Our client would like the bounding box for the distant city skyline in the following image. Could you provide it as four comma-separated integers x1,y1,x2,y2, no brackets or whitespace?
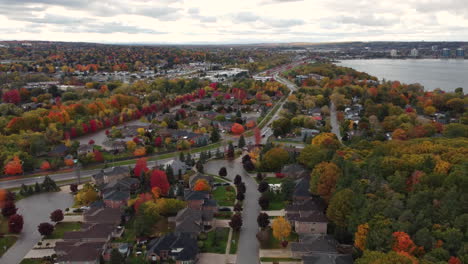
1,0,468,44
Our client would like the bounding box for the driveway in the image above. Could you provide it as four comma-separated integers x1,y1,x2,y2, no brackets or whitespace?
205,158,260,264
0,188,74,264
330,102,342,142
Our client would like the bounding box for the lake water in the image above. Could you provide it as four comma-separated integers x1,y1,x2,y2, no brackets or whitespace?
337,59,468,92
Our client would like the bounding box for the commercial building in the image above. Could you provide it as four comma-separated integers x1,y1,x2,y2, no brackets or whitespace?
456,48,465,58
410,48,418,57
441,48,451,58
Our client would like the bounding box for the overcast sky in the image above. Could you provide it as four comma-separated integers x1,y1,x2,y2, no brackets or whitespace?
0,0,467,44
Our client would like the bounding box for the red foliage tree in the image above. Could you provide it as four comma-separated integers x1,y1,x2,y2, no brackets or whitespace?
50,209,64,222
2,89,21,104
88,139,95,145
406,171,424,191
154,136,163,147
8,214,24,233
4,156,23,175
38,222,54,236
150,170,170,195
1,201,17,217
93,150,104,162
231,123,245,135
448,257,462,264
134,158,149,178
40,161,51,171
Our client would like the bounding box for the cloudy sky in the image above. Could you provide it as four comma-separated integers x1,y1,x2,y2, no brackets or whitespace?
0,0,467,44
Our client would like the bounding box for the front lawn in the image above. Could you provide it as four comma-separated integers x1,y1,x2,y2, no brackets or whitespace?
261,228,298,249
267,192,287,210
0,216,9,234
212,186,236,206
229,231,240,254
214,211,233,219
0,236,17,257
47,222,81,239
115,218,136,243
199,227,229,254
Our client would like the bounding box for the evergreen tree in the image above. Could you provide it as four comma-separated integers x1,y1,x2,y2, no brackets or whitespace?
196,161,204,173
165,165,175,184
179,152,185,162
34,182,41,193
210,127,220,142
227,142,235,159
238,135,246,149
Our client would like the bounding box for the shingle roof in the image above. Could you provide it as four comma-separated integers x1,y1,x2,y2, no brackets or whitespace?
175,208,202,223
184,190,209,201
147,232,199,261
302,253,353,264
84,207,121,225
291,234,337,254
56,242,105,262
63,224,114,240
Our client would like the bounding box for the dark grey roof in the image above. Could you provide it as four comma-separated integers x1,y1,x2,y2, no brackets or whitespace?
103,190,130,201
293,176,311,198
175,218,202,234
286,197,326,213
175,208,202,223
56,242,105,262
147,232,199,261
302,253,353,264
203,199,218,207
291,235,337,254
281,164,308,179
184,190,209,201
49,144,68,155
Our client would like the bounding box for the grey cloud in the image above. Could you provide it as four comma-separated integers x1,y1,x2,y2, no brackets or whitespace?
410,0,468,18
187,7,199,15
62,22,165,34
136,6,181,21
266,18,304,28
338,15,400,27
232,12,260,23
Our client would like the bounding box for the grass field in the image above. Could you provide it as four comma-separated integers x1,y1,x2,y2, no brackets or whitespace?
200,227,230,254
0,236,17,257
47,222,81,239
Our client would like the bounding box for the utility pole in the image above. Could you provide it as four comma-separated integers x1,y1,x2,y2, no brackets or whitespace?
75,161,81,185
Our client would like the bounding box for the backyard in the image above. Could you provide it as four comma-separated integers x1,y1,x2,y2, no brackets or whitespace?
260,228,298,249
212,185,236,206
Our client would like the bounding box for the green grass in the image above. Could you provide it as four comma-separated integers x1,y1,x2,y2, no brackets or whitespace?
47,222,81,239
212,186,236,206
260,257,302,262
115,218,136,243
200,227,230,254
262,229,298,249
0,236,17,257
263,177,285,184
268,194,286,210
229,231,240,254
0,216,9,234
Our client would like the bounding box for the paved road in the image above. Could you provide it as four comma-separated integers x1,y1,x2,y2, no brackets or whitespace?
0,189,74,264
0,154,203,190
205,158,260,264
330,102,342,142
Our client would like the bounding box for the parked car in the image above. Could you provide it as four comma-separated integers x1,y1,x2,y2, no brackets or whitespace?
219,207,231,212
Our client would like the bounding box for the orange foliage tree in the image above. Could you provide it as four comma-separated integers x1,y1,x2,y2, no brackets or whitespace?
392,231,418,255
310,162,342,202
134,147,146,157
392,128,407,140
354,223,369,251
312,133,340,149
4,156,23,175
231,123,245,135
193,179,211,191
64,159,74,167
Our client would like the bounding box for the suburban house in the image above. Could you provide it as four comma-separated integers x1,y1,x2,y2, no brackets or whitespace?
99,176,140,208
146,232,199,264
55,207,122,263
77,144,94,155
91,166,131,186
291,234,353,264
163,159,189,176
48,144,69,157
55,241,107,264
286,197,328,235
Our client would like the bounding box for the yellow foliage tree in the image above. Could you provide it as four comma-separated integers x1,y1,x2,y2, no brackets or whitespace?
75,184,99,205
312,133,340,149
126,140,137,150
354,223,369,251
271,216,292,242
137,127,145,136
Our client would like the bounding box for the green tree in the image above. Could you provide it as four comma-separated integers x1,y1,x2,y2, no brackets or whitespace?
110,248,125,264
326,188,353,227
210,127,220,142
262,147,290,171
238,135,246,149
298,145,328,169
